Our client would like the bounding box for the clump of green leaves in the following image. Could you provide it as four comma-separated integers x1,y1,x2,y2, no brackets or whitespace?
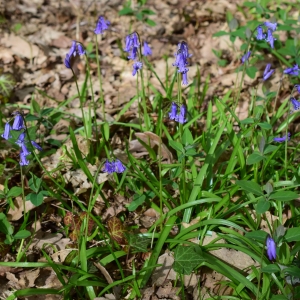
119,0,156,26
25,172,49,206
0,213,30,245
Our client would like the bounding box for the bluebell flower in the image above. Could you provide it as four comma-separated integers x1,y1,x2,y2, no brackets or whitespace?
173,51,189,74
15,132,26,147
1,122,12,140
266,29,276,48
12,112,25,130
264,22,277,32
20,151,30,166
241,51,251,64
169,102,178,120
284,64,300,76
182,72,188,85
295,85,300,94
266,235,276,260
31,141,42,151
102,160,115,174
68,41,77,57
64,41,85,69
178,41,192,60
273,132,291,143
124,33,140,61
175,105,187,124
64,54,72,69
173,42,191,85
21,143,31,156
94,16,110,34
128,46,139,60
290,97,300,112
142,41,152,56
115,159,126,173
263,63,274,81
77,44,85,56
132,61,143,76
256,26,265,40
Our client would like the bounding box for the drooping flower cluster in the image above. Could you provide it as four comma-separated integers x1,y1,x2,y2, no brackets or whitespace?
1,112,42,166
64,41,86,69
266,235,276,261
124,33,140,61
102,159,126,174
169,102,187,124
173,41,192,85
256,22,277,48
123,33,150,76
94,16,110,35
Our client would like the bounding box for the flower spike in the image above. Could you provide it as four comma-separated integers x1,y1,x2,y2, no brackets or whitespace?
173,41,191,85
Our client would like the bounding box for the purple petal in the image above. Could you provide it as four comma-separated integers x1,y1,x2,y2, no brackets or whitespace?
273,132,291,143
241,51,251,64
20,151,30,166
175,104,187,124
1,123,12,140
132,61,143,76
169,102,178,120
114,159,126,173
266,236,276,260
142,41,152,56
256,26,265,40
102,160,115,174
77,44,85,56
12,113,25,130
31,141,42,151
264,22,277,32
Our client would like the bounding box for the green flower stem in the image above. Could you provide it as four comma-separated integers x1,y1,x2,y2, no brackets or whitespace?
177,73,186,205
158,96,163,228
135,31,150,131
94,34,106,122
139,67,151,131
84,54,99,141
16,166,26,262
70,68,88,140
